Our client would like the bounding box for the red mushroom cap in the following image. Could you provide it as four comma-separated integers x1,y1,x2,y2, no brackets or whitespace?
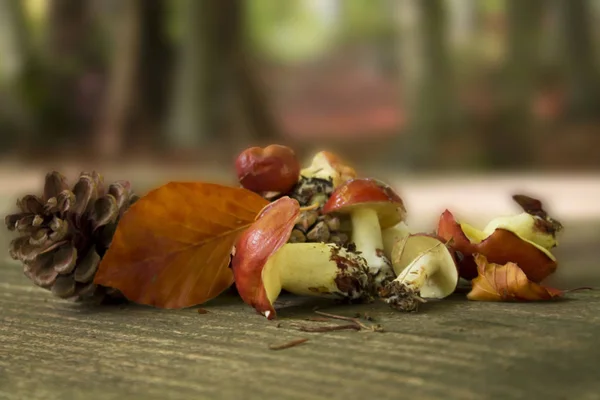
235,145,300,194
321,178,406,229
231,196,299,319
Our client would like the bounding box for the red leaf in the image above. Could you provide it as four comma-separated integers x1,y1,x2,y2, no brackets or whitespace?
93,182,269,308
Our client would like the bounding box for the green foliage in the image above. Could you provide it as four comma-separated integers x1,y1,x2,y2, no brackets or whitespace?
245,0,339,63
341,0,394,40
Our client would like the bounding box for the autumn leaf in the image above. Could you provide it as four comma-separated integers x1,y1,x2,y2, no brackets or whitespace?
467,254,563,302
93,182,269,308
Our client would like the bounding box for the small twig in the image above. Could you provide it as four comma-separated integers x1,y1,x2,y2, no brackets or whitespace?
314,311,371,330
304,317,332,322
269,338,309,350
295,323,360,332
196,308,209,314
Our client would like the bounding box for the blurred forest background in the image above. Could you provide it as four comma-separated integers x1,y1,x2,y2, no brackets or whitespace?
1,0,600,172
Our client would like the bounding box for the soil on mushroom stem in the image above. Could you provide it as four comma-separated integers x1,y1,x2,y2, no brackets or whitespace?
328,244,378,302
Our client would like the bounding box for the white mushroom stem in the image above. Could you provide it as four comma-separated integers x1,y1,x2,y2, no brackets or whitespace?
393,248,440,293
261,243,371,311
382,221,410,260
349,207,394,286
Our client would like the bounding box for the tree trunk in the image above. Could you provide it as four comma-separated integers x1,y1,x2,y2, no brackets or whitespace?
166,0,279,152
557,0,600,120
0,0,32,151
138,0,172,125
394,0,455,170
0,0,28,83
95,0,142,158
447,0,476,51
487,0,543,169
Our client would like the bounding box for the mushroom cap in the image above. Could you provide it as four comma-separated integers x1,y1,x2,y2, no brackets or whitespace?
235,145,300,194
321,178,406,229
391,234,459,298
231,196,299,319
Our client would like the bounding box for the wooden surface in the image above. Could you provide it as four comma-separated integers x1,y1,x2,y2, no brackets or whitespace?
1,172,600,400
2,263,600,400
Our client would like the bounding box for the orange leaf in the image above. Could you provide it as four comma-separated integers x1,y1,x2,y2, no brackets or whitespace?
93,182,269,308
467,254,563,302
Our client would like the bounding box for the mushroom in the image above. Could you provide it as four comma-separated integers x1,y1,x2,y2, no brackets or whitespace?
321,178,407,287
300,151,356,188
437,207,559,282
380,234,459,312
235,144,300,194
231,196,373,320
482,194,563,250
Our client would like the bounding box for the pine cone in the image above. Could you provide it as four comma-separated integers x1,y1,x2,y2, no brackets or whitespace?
5,171,138,302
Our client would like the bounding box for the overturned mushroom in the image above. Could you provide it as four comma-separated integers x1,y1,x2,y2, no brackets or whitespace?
437,207,558,282
482,194,563,250
288,151,357,209
321,178,406,288
231,196,373,320
300,151,356,189
380,235,459,312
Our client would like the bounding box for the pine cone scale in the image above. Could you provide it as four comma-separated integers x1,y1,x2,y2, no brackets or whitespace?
74,249,100,283
5,213,28,231
71,172,103,218
24,255,58,288
43,172,69,201
90,195,119,230
18,195,44,214
52,275,76,298
52,245,77,274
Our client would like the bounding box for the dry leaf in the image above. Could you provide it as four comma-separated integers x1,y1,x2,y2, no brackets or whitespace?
467,254,563,302
93,182,269,308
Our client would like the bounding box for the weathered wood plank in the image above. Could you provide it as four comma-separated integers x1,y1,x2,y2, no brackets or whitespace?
1,264,600,400
1,173,599,399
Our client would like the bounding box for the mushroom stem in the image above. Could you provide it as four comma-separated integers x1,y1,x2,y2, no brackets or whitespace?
395,249,440,290
381,242,445,312
382,221,410,260
349,207,394,287
261,243,373,314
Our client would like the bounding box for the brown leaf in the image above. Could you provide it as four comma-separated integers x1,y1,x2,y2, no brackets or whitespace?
93,182,269,308
467,254,563,302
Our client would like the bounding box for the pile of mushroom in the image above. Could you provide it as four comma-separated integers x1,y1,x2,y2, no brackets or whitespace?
232,145,565,319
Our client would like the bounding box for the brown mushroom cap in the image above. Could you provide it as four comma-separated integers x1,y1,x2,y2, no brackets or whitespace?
321,178,406,229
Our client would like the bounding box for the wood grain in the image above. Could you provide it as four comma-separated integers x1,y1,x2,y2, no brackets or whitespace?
1,264,600,400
